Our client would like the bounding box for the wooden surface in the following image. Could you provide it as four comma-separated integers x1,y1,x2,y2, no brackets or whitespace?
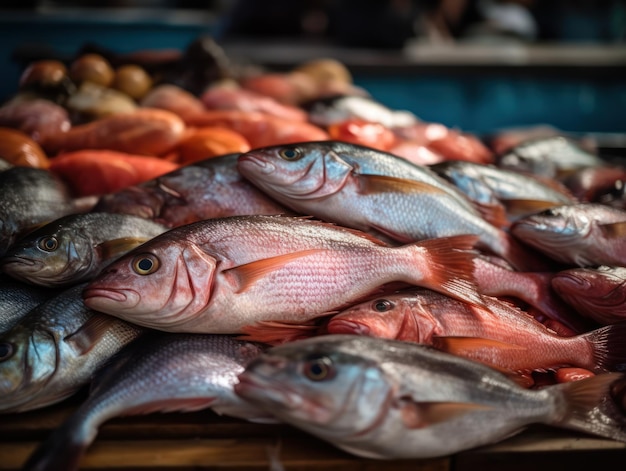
2,393,626,471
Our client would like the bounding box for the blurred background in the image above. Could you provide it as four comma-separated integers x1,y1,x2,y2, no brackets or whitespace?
1,0,625,136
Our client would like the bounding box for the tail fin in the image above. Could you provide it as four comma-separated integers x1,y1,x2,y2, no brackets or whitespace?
407,234,485,308
583,321,626,372
551,372,626,442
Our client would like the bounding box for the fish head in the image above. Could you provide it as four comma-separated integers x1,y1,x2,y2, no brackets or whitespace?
327,295,413,339
0,320,59,412
237,142,353,201
83,239,217,330
235,336,393,439
553,266,626,311
1,221,94,287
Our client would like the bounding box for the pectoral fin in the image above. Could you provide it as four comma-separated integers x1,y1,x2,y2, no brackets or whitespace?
502,199,560,217
357,174,449,196
64,313,125,355
395,396,492,429
599,222,626,239
98,237,152,260
433,336,527,356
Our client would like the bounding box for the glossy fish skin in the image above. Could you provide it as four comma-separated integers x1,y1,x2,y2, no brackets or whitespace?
237,141,540,271
497,136,604,179
1,213,168,287
0,277,55,333
511,203,626,267
326,288,626,374
0,167,92,257
94,153,288,228
0,283,143,413
235,335,626,459
431,160,576,225
83,215,481,334
552,266,626,325
21,332,270,471
562,165,626,205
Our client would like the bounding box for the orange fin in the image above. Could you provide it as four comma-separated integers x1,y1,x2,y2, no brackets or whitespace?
226,249,327,293
357,174,449,196
238,320,321,345
472,201,510,228
433,336,526,356
97,237,152,261
64,313,123,355
502,199,560,217
396,397,492,429
599,222,626,239
411,234,484,307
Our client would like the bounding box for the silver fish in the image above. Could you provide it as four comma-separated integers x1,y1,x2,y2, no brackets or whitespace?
0,277,55,333
20,332,271,471
0,283,143,413
1,212,168,287
511,203,626,267
236,335,626,459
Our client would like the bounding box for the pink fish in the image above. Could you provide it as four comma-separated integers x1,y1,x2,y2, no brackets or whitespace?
83,215,482,334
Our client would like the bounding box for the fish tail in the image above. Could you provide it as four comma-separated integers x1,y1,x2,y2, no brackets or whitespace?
583,321,626,372
21,413,94,471
550,372,626,442
406,234,485,307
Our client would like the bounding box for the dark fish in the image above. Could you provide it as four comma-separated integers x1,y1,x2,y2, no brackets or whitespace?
236,335,626,459
0,283,143,413
562,165,626,209
93,153,288,228
497,136,604,179
511,203,626,267
20,332,271,471
0,167,96,257
431,160,576,226
0,277,55,333
1,213,168,287
552,266,626,325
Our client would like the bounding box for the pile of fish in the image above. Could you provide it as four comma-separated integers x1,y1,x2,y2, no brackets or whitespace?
2,37,626,468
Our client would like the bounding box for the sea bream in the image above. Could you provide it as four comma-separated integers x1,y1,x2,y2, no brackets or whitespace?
237,141,545,271
325,288,626,375
0,283,143,413
20,332,271,471
235,335,626,459
83,215,482,335
1,213,168,287
511,203,626,267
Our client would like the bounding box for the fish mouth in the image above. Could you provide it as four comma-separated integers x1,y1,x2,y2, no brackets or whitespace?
327,319,371,335
0,255,39,271
237,154,276,175
236,372,301,410
83,287,128,302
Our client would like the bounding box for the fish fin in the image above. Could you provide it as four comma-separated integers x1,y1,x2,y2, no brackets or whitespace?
356,174,449,196
471,201,511,229
238,320,320,345
433,336,527,357
501,199,561,217
225,249,327,294
369,223,415,245
583,321,626,372
551,372,626,441
97,237,152,260
598,222,626,239
122,397,217,416
395,397,492,429
409,234,485,307
64,313,122,356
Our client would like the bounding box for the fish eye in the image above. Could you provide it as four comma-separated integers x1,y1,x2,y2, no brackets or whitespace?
38,236,59,252
0,343,14,362
372,299,394,312
279,147,302,161
131,254,160,275
303,354,334,382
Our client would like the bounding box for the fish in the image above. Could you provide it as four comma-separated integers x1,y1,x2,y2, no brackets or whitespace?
0,127,50,168
235,335,626,459
0,283,143,413
0,98,71,145
140,84,207,122
0,166,96,257
20,332,271,471
562,165,626,208
430,160,577,227
1,213,168,287
496,136,604,179
510,203,626,267
93,153,288,228
472,256,589,333
552,266,626,325
0,277,55,333
325,288,626,375
237,141,547,271
83,214,482,335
